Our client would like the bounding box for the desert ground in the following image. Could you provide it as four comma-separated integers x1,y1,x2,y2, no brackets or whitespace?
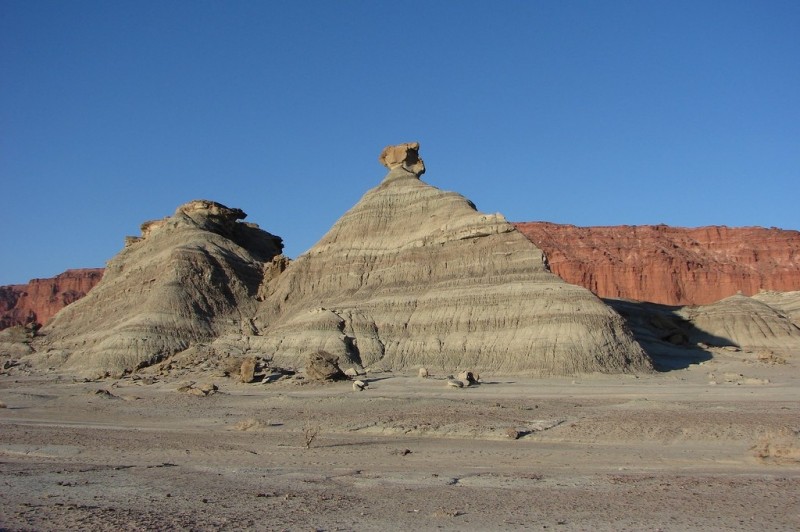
1,352,799,531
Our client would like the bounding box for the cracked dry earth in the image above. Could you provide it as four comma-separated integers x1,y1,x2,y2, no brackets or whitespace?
1,355,799,531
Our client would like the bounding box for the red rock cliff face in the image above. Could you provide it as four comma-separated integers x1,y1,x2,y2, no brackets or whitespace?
0,269,104,329
514,223,800,306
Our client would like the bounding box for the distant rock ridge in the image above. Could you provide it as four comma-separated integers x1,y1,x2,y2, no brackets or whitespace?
0,269,104,330
515,222,800,306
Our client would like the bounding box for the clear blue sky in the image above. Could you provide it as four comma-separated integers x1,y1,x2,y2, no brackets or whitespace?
2,1,798,285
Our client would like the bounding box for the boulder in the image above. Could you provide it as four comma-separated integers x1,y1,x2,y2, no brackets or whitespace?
378,142,425,176
305,350,347,382
240,357,257,383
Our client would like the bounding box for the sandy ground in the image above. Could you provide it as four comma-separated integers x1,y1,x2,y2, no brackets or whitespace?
1,353,799,531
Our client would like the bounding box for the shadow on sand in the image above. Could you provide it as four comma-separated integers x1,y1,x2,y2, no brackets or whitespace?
604,298,737,372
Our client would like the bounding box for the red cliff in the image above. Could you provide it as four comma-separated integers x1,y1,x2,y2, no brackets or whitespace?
0,269,104,330
514,223,800,306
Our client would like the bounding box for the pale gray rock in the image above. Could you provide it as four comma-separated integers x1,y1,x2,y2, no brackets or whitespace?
679,294,800,356
751,290,800,328
248,146,651,376
32,200,283,374
21,145,653,377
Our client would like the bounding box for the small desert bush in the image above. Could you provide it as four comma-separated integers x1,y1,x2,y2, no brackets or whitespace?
752,429,800,464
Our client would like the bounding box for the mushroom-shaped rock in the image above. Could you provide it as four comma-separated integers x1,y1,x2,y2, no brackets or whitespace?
379,142,425,177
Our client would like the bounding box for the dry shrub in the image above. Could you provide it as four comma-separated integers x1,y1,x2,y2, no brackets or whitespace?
231,418,270,431
757,351,786,365
303,421,321,449
751,429,800,464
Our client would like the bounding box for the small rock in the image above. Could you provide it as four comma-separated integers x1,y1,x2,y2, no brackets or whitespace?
446,379,464,388
240,357,256,383
176,381,195,392
506,428,523,440
196,382,218,394
457,370,479,385
344,367,360,378
742,377,770,385
418,367,429,378
306,350,347,382
352,380,368,391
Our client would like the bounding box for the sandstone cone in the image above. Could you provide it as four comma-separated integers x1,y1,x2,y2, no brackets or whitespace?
245,145,651,375
33,200,283,373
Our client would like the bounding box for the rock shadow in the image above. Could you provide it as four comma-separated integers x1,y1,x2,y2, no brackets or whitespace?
604,298,735,372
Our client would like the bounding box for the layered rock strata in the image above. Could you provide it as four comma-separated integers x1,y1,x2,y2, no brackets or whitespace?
751,291,800,328
515,222,800,305
34,200,283,373
242,144,651,375
678,294,800,354
0,269,104,330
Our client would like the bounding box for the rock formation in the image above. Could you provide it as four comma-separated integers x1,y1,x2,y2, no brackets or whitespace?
0,269,104,330
238,143,651,375
32,200,283,374
515,222,800,305
751,291,800,328
678,294,800,355
378,141,425,176
5,145,660,377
